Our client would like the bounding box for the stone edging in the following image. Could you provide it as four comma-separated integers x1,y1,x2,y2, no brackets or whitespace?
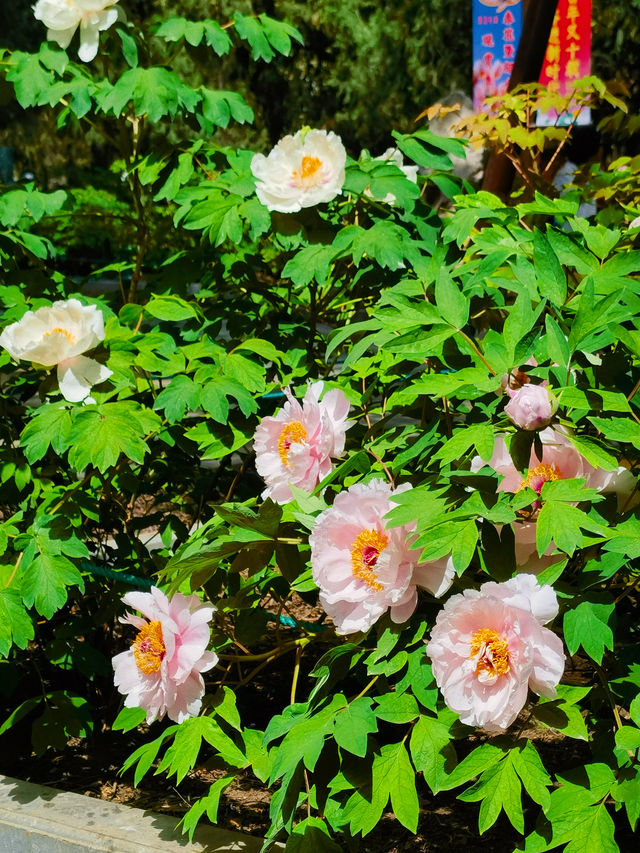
0,774,281,852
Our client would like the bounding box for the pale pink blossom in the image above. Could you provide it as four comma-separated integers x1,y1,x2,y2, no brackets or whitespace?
426,575,565,731
471,427,636,508
504,384,557,431
34,0,121,62
251,129,346,213
310,479,455,635
0,298,112,403
512,521,562,574
112,587,217,724
253,381,351,504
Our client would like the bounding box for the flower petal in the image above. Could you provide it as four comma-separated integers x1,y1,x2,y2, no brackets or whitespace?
57,355,112,402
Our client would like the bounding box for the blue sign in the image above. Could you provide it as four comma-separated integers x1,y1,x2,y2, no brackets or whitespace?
472,0,523,111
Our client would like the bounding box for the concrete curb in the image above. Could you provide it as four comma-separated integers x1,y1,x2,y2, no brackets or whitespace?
0,775,279,852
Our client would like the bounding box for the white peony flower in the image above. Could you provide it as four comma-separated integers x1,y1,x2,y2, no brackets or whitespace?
365,148,419,204
251,129,347,213
0,298,112,403
33,0,121,63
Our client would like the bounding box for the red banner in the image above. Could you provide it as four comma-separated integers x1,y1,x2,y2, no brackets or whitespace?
538,0,592,125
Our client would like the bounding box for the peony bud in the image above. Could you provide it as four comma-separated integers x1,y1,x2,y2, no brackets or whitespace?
504,383,557,431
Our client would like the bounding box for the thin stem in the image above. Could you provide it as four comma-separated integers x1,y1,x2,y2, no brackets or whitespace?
456,329,497,375
290,645,302,705
627,376,640,403
218,636,310,663
361,377,394,485
350,674,379,703
593,661,623,731
303,769,311,818
4,551,22,589
223,455,250,503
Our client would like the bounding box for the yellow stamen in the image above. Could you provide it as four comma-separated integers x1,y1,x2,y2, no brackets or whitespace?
298,155,322,179
470,628,510,678
132,620,166,674
350,528,388,591
44,327,75,344
278,421,307,466
518,463,561,495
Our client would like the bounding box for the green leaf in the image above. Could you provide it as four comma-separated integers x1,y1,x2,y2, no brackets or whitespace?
439,742,506,790
117,28,138,67
540,478,600,504
269,695,347,782
523,765,617,853
282,245,336,287
199,377,257,421
0,696,43,737
545,314,571,367
20,404,73,463
121,726,179,787
613,767,640,831
435,269,469,328
285,818,342,853
0,588,34,656
536,501,608,556
233,12,274,61
589,416,640,450
564,596,615,663
181,775,236,841
68,403,160,473
6,51,54,108
99,67,200,122
432,423,494,466
332,697,377,757
533,685,592,741
145,294,199,321
393,128,464,171
209,686,242,731
511,740,552,810
203,20,233,54
534,229,567,306
372,741,419,832
374,692,419,724
157,716,246,784
153,375,201,423
21,553,83,619
112,706,146,733
410,714,454,793
615,726,640,751
199,88,253,130
458,752,525,834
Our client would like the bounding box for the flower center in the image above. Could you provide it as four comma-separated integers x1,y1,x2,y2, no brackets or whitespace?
44,327,75,345
518,463,561,495
299,155,322,179
278,421,307,466
350,528,388,591
470,628,510,678
132,620,166,674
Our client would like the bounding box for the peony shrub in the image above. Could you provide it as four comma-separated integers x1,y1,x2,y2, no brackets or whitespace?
0,5,639,852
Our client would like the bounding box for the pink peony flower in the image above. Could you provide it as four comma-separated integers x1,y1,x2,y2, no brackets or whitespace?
253,381,351,504
512,521,562,574
112,587,217,724
504,384,557,431
310,479,455,635
471,427,635,507
426,575,565,731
